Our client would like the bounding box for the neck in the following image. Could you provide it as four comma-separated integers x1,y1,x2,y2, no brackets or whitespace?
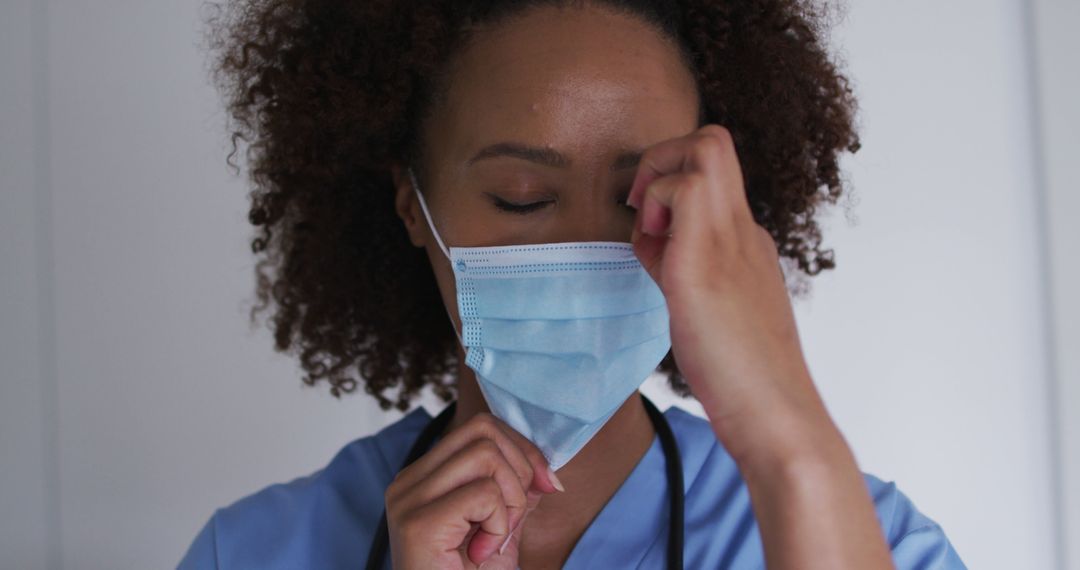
445,347,657,566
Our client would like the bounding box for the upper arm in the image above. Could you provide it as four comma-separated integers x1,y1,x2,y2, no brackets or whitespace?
177,510,220,570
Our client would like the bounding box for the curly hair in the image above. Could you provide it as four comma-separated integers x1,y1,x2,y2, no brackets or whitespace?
201,0,861,410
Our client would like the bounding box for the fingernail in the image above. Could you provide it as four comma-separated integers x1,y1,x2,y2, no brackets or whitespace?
546,466,565,492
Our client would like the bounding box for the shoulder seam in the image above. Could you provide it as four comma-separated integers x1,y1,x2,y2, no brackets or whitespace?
893,521,943,544
371,408,431,479
210,508,222,569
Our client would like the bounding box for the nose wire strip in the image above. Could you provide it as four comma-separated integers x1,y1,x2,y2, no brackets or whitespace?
406,167,466,349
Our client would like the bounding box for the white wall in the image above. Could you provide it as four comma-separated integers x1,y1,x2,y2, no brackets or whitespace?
0,0,56,568
1030,0,1080,567
781,2,1059,568
0,0,1067,568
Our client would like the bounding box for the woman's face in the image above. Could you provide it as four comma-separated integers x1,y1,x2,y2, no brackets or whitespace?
394,3,700,336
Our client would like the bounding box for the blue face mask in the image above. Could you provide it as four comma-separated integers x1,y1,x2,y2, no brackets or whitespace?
408,167,672,470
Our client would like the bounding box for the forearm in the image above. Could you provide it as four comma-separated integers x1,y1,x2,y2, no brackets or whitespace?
707,384,895,569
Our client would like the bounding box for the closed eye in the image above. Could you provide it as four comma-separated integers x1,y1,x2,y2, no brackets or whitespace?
486,192,634,214
489,195,554,215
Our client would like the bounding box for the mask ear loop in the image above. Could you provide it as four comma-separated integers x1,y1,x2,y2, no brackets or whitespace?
408,167,452,261
407,166,466,350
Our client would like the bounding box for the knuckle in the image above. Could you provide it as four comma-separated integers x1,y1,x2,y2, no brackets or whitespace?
692,134,726,163
476,477,502,504
640,145,664,169
384,476,404,504
472,437,501,460
644,177,666,198
392,464,411,482
464,438,502,472
668,174,700,210
469,412,501,434
507,479,527,503
681,172,707,191
384,489,409,520
520,460,535,485
466,414,506,442
699,123,733,143
484,477,503,498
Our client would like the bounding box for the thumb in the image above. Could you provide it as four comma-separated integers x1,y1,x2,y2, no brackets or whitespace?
474,492,540,570
470,514,526,570
631,207,668,291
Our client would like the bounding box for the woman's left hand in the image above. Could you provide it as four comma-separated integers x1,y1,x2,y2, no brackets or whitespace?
627,123,830,464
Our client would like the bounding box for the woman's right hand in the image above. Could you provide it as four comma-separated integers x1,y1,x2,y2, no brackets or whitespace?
384,412,564,569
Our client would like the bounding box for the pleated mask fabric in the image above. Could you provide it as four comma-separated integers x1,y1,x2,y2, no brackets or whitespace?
408,167,672,470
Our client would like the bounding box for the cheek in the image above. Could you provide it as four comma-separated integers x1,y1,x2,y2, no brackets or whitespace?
429,253,460,323
426,189,503,247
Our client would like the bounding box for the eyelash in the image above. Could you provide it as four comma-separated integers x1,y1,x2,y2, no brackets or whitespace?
491,194,635,215
492,197,553,215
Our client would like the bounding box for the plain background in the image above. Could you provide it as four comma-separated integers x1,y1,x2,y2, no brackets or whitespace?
2,0,1076,569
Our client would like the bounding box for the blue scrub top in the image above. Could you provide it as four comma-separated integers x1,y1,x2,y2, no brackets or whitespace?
178,405,966,569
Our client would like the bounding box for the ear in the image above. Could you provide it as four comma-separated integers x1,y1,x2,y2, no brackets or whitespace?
391,162,426,248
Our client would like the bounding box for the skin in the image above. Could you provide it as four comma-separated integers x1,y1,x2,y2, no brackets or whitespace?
388,4,894,569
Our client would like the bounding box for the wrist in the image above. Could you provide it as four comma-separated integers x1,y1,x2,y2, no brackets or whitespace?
734,424,888,570
736,416,857,489
705,381,851,477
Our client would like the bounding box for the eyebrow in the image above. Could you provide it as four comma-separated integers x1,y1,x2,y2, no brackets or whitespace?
465,142,643,172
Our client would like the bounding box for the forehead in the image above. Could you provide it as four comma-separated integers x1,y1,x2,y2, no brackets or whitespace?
430,5,700,166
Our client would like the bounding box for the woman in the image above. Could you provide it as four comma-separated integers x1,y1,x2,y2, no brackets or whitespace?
181,0,966,568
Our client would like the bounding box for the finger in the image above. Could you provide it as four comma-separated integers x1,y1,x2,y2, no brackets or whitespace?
414,478,509,566
478,418,554,494
626,129,711,210
468,490,541,570
393,413,556,497
694,124,749,206
640,176,673,237
405,438,529,532
631,209,669,284
497,499,532,557
638,172,716,239
469,524,522,570
461,413,560,494
627,125,749,224
489,418,564,494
